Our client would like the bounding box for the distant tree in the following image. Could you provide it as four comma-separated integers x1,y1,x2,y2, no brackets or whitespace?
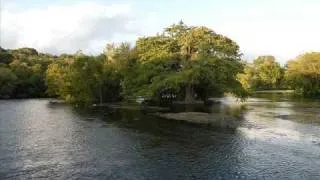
254,56,282,89
285,52,320,96
237,63,257,91
238,56,283,91
45,63,65,97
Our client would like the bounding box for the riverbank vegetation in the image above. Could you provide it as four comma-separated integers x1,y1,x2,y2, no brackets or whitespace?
237,56,284,91
1,22,320,103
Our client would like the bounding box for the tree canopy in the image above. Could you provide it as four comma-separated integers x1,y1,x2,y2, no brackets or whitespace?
1,22,319,103
285,52,320,97
133,22,246,103
238,56,283,91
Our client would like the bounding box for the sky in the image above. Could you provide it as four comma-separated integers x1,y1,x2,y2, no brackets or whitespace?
1,0,320,63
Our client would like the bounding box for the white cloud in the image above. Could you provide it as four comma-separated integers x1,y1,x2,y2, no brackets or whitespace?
1,0,320,63
0,2,140,54
208,3,320,63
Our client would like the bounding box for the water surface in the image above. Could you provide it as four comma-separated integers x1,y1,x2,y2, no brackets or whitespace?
0,96,320,179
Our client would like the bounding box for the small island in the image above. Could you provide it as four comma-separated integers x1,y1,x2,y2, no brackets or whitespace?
1,22,320,122
155,111,241,128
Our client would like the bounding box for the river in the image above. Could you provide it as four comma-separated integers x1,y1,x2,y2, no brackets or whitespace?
0,94,320,179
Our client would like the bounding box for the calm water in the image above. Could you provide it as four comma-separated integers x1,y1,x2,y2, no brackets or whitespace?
0,95,320,179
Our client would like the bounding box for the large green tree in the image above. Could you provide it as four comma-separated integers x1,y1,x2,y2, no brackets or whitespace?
131,21,246,103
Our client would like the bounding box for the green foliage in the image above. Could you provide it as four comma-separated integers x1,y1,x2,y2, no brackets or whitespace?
0,47,14,64
125,22,246,102
1,22,247,103
0,47,54,98
285,52,320,96
237,63,256,91
0,67,17,98
254,56,282,89
46,55,99,103
11,47,38,57
46,53,123,104
136,36,180,61
122,58,183,99
238,56,283,91
4,21,319,104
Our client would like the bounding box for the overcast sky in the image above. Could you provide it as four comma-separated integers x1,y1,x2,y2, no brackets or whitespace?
1,0,320,63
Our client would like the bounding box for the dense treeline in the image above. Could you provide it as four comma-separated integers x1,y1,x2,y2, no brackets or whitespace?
0,47,54,98
46,22,247,104
238,53,320,97
1,22,320,103
285,52,320,97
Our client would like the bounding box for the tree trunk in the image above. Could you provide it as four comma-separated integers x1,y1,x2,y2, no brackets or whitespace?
185,84,195,104
99,84,103,105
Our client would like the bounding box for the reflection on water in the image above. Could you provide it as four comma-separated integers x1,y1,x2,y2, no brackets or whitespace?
0,95,320,179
